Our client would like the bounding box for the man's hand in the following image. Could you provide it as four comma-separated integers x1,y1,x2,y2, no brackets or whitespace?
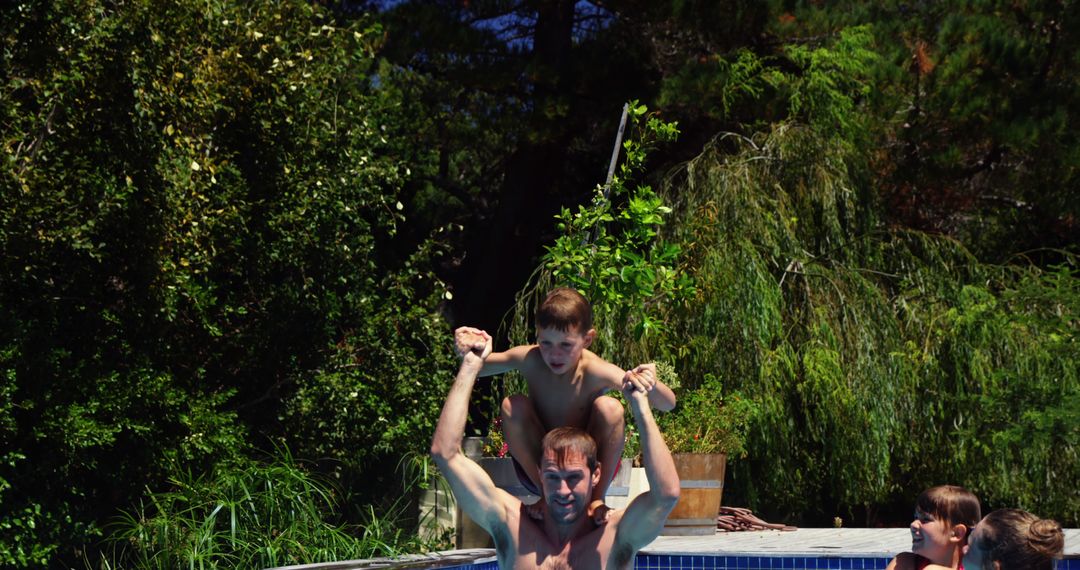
622,370,652,405
454,327,491,360
623,363,656,394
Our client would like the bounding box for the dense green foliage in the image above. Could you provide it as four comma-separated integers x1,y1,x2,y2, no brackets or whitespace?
2,0,1079,565
456,0,1078,526
656,374,756,457
489,1,1077,526
1,0,455,565
542,103,693,344
101,450,424,569
639,0,1080,525
654,27,1080,516
662,120,1078,525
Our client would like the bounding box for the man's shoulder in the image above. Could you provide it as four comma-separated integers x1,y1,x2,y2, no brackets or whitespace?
603,511,643,567
486,498,529,545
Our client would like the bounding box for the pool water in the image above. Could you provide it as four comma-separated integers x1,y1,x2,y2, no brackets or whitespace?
434,554,1080,570
434,556,890,570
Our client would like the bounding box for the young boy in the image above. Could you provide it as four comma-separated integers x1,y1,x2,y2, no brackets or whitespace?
454,287,677,523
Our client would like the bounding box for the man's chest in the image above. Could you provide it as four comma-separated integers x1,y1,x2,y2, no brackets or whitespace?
504,527,629,570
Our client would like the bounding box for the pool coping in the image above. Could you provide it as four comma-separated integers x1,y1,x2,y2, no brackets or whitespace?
645,528,1079,558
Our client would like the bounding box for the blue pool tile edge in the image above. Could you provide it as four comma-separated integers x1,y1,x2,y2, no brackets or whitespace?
629,555,1076,570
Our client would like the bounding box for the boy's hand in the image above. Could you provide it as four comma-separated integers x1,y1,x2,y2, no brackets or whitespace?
623,363,656,393
454,327,491,360
622,371,651,404
589,500,613,526
525,499,546,522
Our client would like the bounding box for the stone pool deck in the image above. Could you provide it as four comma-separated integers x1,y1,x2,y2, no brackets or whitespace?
268,527,1080,569
646,527,1080,557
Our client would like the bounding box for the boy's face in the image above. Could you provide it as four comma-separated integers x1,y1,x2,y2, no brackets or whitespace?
536,326,594,375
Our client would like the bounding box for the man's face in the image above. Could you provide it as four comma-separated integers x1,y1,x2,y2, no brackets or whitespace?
539,448,599,526
536,326,593,375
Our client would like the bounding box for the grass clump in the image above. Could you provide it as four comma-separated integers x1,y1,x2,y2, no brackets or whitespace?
95,449,426,570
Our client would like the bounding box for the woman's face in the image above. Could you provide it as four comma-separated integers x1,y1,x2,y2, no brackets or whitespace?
963,524,993,570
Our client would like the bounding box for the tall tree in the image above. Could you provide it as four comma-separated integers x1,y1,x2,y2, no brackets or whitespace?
372,0,664,335
1,0,455,564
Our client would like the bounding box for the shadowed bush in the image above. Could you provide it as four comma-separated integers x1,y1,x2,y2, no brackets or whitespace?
99,449,425,570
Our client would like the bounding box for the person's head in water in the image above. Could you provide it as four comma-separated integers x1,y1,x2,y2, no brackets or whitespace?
534,288,596,375
964,509,1064,570
538,427,600,526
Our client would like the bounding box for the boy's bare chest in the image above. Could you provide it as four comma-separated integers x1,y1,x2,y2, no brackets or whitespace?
524,367,606,428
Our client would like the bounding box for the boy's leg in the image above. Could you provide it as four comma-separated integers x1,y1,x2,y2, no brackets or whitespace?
586,395,626,503
501,394,545,493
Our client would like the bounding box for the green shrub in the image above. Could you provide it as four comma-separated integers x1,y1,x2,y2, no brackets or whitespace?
657,373,756,456
659,121,1079,524
0,0,453,563
100,450,426,570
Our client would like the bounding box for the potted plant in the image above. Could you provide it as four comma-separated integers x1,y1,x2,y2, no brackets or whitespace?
654,371,756,535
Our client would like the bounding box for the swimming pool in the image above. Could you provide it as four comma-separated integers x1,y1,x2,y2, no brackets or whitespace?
431,554,1080,570
434,554,894,570
268,528,1079,570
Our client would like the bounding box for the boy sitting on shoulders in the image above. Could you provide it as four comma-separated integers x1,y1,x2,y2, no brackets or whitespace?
455,287,676,524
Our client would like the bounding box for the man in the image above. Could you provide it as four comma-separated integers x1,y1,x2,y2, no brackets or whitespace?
431,329,680,569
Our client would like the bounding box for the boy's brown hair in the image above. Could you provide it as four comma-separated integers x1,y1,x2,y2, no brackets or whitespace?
916,485,982,530
541,426,599,472
536,287,593,333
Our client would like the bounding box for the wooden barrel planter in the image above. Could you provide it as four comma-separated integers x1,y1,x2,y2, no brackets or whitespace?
661,453,726,536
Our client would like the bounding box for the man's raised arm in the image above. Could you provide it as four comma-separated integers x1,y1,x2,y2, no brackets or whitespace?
453,326,530,377
614,370,681,549
430,330,516,534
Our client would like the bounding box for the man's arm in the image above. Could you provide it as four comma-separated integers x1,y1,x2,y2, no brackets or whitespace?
453,326,532,377
612,372,681,549
431,332,518,534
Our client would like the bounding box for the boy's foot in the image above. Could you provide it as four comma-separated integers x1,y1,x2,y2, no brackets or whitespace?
589,500,613,526
525,499,546,521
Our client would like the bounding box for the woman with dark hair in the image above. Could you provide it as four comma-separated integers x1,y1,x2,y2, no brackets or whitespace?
963,508,1064,570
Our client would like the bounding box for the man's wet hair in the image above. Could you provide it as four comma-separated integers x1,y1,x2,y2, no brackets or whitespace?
542,426,598,473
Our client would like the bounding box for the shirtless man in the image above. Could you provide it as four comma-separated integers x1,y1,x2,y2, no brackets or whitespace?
432,330,680,569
